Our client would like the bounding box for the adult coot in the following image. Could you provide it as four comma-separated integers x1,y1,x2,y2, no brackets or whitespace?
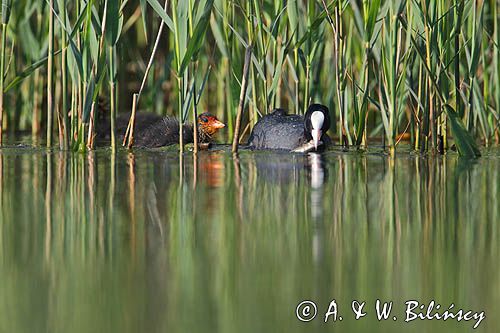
247,104,331,151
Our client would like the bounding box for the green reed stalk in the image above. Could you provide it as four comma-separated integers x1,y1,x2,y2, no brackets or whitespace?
467,0,484,135
0,25,6,145
378,22,394,151
106,0,122,150
274,39,282,108
31,4,45,137
109,46,117,150
303,1,313,115
357,0,379,147
192,62,199,153
32,69,41,136
495,0,500,143
28,5,43,136
333,4,347,146
467,1,477,132
78,0,85,149
87,0,109,150
358,42,369,147
0,0,12,145
245,1,258,121
171,0,184,152
252,0,268,112
47,0,55,148
232,46,252,153
454,0,463,118
387,2,401,150
293,49,299,115
60,0,68,149
437,0,449,152
423,0,434,152
188,0,198,153
414,59,424,150
70,84,76,146
480,43,487,146
303,59,310,113
221,2,234,133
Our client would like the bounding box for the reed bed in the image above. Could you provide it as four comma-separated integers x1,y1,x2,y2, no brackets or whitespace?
0,0,498,156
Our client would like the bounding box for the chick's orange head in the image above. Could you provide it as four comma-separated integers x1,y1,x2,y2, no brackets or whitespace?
198,113,225,136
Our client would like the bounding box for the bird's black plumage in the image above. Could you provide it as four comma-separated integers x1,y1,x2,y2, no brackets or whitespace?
95,111,164,142
133,117,195,148
247,104,331,150
96,110,221,148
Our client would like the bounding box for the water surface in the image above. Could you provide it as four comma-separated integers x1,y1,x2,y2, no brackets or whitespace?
0,139,499,333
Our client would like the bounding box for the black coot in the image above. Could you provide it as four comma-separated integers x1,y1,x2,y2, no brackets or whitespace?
247,104,331,151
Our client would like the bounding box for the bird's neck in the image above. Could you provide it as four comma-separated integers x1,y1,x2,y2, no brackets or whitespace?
182,123,212,143
196,124,213,143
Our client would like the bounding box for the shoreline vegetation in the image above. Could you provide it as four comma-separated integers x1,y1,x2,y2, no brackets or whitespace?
0,0,498,157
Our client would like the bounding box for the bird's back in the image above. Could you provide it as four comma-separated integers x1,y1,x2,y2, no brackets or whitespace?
248,109,307,150
95,111,164,142
134,117,194,148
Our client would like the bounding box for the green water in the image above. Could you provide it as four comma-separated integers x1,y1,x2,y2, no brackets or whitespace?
0,140,499,333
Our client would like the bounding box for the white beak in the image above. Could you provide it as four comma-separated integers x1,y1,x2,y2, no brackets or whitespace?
310,111,325,150
311,129,322,150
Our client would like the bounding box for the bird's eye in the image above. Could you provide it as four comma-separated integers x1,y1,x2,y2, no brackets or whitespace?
201,116,208,123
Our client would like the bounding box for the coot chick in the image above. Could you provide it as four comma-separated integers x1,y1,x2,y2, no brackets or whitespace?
95,107,164,142
247,104,331,151
133,112,225,148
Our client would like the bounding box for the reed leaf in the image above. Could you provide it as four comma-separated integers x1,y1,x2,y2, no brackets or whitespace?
293,2,333,50
145,0,174,32
468,0,483,79
139,0,148,42
444,104,481,158
178,0,214,75
365,0,381,41
1,0,12,24
105,0,123,47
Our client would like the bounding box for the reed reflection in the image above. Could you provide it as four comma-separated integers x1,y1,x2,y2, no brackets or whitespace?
44,153,52,262
0,146,498,333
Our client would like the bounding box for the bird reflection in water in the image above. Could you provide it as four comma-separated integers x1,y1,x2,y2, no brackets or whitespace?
306,152,327,263
190,152,226,219
196,152,225,188
308,153,326,190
